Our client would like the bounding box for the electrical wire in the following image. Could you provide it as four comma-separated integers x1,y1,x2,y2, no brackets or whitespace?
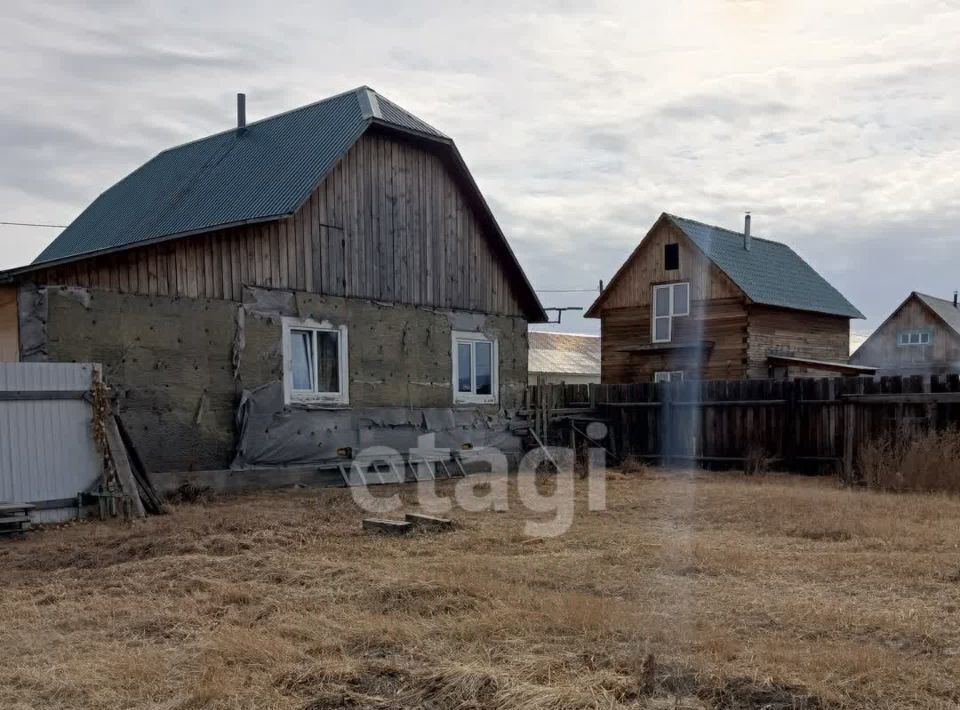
535,288,600,293
0,221,66,228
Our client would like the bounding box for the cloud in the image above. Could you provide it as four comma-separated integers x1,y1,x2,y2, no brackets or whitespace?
657,94,793,123
0,0,959,339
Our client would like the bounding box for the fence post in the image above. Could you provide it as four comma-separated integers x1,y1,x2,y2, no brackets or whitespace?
843,400,856,483
661,381,673,467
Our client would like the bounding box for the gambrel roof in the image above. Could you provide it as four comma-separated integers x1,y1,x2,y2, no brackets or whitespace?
8,87,545,321
587,213,863,319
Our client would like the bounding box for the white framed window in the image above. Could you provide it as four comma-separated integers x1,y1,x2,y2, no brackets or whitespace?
452,331,498,405
652,282,690,343
282,317,349,405
654,370,684,383
898,330,931,347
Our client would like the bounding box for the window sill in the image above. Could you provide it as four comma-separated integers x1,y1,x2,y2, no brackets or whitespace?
453,396,498,406
287,397,350,409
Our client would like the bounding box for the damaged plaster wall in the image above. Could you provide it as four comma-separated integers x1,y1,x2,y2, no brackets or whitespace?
232,287,528,468
45,287,241,472
41,284,528,472
18,282,48,362
239,286,528,409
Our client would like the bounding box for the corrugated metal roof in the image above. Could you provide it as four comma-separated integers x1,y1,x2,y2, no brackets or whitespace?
916,292,960,335
528,331,601,375
666,214,864,319
31,87,447,266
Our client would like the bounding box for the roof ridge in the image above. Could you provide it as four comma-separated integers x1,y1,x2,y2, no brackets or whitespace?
915,291,954,304
666,213,789,248
157,86,369,156
374,92,448,138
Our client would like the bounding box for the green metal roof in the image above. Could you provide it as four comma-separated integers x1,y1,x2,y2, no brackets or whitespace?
666,214,864,319
12,86,547,321
31,87,446,266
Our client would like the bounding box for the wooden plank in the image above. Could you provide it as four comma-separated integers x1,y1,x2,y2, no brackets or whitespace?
230,231,242,300
405,512,455,531
841,393,960,404
306,192,317,292
104,416,146,519
220,232,233,301
268,218,279,289
204,236,215,297
362,518,411,535
0,503,35,513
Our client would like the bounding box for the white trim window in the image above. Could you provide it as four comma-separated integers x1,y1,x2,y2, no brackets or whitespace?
654,370,684,383
652,282,690,343
282,317,349,405
452,331,498,405
897,330,931,347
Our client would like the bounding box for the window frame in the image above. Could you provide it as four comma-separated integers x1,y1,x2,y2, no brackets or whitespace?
281,316,350,406
897,329,932,347
654,370,684,383
451,330,499,405
651,282,690,343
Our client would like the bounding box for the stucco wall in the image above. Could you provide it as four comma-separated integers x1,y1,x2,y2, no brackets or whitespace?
42,286,528,472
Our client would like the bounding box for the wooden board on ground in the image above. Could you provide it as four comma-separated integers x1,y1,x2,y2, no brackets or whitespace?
405,513,455,531
362,518,412,535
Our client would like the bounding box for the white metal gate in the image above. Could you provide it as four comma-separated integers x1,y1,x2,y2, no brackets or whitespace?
0,363,101,522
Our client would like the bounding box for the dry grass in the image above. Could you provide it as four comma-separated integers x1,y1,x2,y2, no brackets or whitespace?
860,427,960,494
1,471,959,709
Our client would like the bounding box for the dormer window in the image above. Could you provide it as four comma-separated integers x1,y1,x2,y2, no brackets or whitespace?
652,282,689,343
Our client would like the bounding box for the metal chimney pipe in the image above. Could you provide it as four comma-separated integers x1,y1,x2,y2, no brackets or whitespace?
744,212,751,251
237,93,246,131
954,290,958,308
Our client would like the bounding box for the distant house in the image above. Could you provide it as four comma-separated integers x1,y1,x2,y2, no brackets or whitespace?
0,87,546,473
850,292,960,376
585,213,872,382
528,332,601,385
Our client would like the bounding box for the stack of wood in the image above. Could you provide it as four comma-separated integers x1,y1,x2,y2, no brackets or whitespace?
0,502,34,535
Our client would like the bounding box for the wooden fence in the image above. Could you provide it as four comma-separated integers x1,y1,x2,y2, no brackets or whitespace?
525,375,960,477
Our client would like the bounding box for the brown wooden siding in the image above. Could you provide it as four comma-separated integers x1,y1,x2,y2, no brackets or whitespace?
596,220,742,310
601,298,748,383
30,133,524,317
594,220,855,383
850,297,960,374
746,306,850,378
0,286,18,362
596,221,748,383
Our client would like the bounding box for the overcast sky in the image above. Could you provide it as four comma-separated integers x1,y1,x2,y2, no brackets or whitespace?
1,1,958,339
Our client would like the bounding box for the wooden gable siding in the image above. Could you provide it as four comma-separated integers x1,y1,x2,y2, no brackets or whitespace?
597,220,749,383
850,297,960,374
30,133,524,317
596,220,742,311
746,306,850,378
